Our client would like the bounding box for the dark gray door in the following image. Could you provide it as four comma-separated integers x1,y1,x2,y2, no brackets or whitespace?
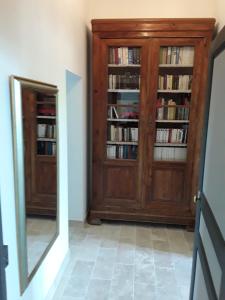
0,196,7,300
190,27,225,300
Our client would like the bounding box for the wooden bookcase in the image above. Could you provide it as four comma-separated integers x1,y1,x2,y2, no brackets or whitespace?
90,19,215,228
22,88,57,216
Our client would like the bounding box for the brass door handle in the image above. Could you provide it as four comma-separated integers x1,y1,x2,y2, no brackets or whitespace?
193,191,201,203
193,195,197,203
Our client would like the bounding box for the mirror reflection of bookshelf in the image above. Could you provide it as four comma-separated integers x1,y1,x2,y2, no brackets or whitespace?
154,46,194,162
36,94,56,156
107,46,141,160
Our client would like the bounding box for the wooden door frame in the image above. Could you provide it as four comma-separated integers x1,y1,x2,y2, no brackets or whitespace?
0,195,7,300
190,26,225,300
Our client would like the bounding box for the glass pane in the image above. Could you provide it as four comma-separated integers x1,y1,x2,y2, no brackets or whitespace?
107,47,141,160
36,94,57,156
154,46,195,162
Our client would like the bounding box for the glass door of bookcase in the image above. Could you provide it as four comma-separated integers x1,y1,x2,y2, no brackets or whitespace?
106,46,141,160
154,44,195,162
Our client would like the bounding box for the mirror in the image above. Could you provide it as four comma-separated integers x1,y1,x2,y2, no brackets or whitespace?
10,76,59,293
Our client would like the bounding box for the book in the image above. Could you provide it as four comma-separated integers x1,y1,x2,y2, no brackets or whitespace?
37,124,46,138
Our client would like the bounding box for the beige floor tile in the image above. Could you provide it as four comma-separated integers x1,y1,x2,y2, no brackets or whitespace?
113,263,134,282
134,282,156,300
151,225,168,241
135,262,156,285
63,276,89,298
116,246,135,264
52,222,193,300
100,233,120,249
134,245,154,264
108,278,134,300
92,260,115,280
86,279,111,300
71,260,95,278
179,283,191,300
153,241,174,269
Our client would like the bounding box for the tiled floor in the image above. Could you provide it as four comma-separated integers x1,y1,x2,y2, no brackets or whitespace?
27,217,57,274
52,221,194,300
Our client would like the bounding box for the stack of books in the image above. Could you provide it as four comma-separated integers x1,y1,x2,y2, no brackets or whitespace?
158,74,192,90
108,73,140,90
155,128,188,144
156,98,190,120
154,147,187,161
109,125,138,142
37,124,56,138
107,145,137,159
159,46,194,65
37,141,56,155
109,47,140,65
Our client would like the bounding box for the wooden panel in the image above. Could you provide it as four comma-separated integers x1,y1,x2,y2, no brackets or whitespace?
35,159,56,195
152,167,185,202
103,166,137,200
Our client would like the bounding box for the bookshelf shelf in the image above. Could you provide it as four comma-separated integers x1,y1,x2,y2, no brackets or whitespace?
154,143,187,147
154,159,186,162
157,89,192,93
107,104,138,107
108,64,141,67
159,64,194,68
153,160,187,165
155,120,189,123
37,101,55,105
107,141,138,145
107,118,139,122
108,89,140,93
37,116,56,119
91,18,215,228
37,138,56,142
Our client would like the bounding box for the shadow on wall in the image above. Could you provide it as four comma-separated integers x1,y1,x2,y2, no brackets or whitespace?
66,70,86,221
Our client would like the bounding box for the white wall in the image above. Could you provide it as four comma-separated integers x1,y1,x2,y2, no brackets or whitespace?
215,0,225,28
66,71,87,221
88,0,216,20
0,0,87,299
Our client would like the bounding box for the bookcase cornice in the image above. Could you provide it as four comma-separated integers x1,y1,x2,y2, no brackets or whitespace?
92,18,216,33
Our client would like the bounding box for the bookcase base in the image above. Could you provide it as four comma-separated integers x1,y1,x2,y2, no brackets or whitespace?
88,210,195,230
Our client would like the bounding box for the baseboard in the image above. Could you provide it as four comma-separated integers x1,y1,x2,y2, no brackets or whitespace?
68,211,88,224
45,250,71,300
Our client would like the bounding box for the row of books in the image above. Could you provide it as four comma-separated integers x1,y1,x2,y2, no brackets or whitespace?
159,46,194,65
37,141,56,156
37,95,56,102
108,106,139,120
158,75,192,91
156,99,190,120
154,146,187,161
109,125,138,142
107,145,137,159
37,124,56,139
156,128,188,144
108,74,140,90
109,47,141,65
37,105,56,116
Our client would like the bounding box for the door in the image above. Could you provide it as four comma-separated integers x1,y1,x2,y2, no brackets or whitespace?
0,196,8,300
92,38,149,211
190,27,225,299
143,37,205,224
